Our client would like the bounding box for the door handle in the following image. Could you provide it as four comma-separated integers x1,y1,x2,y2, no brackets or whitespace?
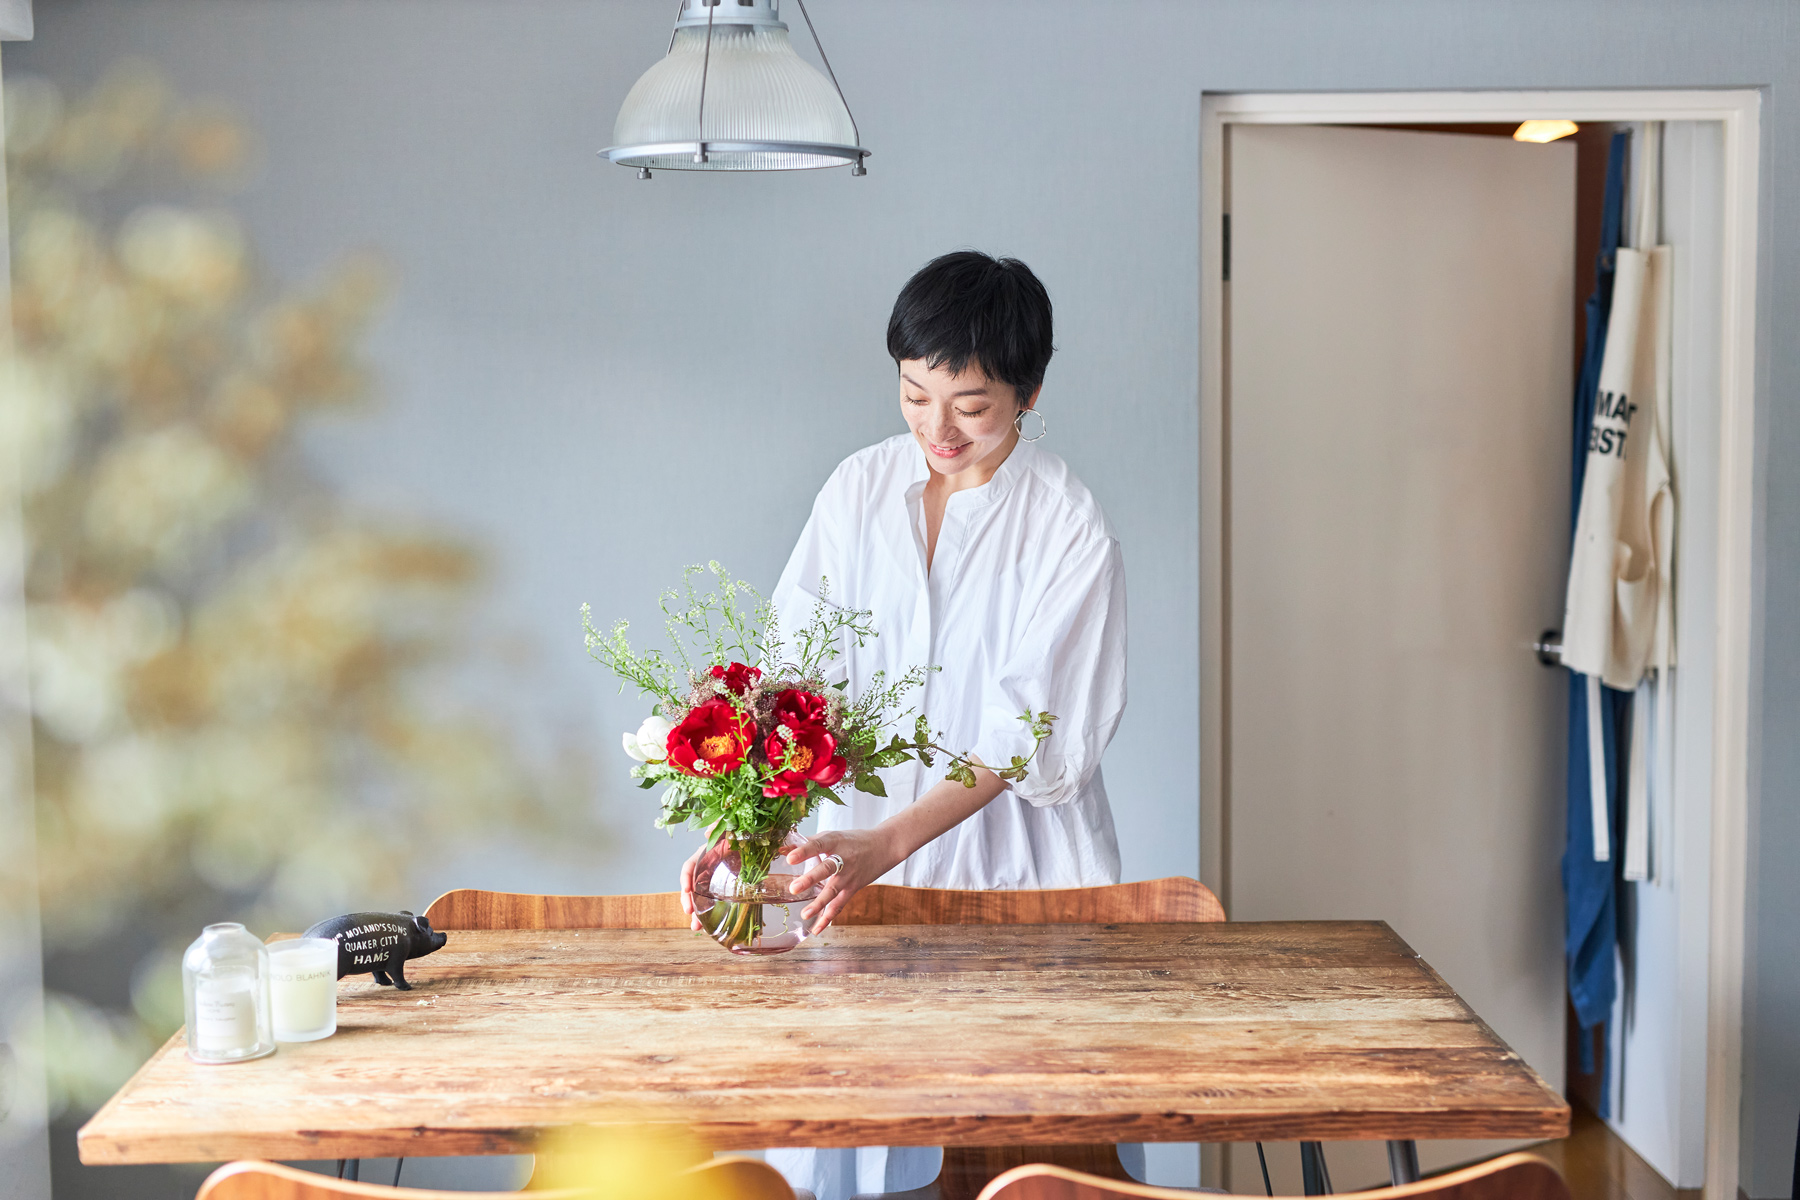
1533,629,1563,667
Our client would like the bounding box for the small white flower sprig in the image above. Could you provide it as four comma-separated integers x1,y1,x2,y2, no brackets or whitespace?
581,563,1056,854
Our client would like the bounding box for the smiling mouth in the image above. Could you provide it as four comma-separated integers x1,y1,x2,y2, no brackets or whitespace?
927,440,968,458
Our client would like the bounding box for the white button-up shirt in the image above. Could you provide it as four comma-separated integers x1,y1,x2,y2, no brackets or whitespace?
771,433,1126,889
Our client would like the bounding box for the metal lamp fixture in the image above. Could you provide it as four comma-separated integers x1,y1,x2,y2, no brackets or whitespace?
602,0,868,177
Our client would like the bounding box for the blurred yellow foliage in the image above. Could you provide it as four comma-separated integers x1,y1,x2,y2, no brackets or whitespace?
3,61,595,1116
531,1125,709,1195
530,1127,792,1200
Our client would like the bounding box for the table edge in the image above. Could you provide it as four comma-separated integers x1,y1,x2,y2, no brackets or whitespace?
77,1104,1574,1165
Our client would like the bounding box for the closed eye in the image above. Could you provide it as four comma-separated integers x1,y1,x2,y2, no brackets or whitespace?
955,407,987,418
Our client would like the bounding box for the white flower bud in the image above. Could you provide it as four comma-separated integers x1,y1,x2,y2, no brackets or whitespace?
635,714,674,762
622,730,649,762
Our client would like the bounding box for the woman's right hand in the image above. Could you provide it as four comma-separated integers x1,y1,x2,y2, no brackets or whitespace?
677,841,707,932
783,827,904,933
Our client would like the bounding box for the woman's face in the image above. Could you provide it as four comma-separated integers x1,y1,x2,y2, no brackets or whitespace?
898,358,1036,480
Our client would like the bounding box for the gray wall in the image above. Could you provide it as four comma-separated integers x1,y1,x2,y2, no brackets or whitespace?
9,1,1798,1194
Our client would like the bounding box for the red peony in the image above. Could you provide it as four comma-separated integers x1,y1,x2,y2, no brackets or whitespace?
761,723,848,798
773,688,830,729
665,699,754,776
708,662,762,696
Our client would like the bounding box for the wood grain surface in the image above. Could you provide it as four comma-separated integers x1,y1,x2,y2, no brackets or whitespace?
78,921,1568,1166
423,878,1224,931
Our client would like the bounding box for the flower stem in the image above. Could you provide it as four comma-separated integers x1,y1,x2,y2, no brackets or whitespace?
697,830,790,950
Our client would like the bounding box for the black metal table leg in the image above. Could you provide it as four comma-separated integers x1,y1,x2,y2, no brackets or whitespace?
1300,1142,1331,1195
1387,1140,1421,1186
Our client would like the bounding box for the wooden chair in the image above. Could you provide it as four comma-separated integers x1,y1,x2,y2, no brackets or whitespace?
424,878,1225,1200
422,877,1224,931
195,1156,797,1200
424,888,688,931
971,1151,1570,1200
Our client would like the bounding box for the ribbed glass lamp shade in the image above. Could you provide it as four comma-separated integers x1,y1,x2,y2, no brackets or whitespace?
603,13,867,172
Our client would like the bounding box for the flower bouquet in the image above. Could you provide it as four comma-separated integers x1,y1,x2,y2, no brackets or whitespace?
583,563,1054,954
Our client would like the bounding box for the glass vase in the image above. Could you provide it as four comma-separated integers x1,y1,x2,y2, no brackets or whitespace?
181,922,276,1063
691,829,824,955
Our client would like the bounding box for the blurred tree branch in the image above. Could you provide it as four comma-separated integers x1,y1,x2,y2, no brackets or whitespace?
1,60,599,1116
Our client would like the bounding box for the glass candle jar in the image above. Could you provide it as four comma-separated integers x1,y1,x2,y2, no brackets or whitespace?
269,937,338,1042
182,922,276,1063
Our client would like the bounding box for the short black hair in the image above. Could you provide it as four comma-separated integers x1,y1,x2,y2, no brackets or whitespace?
886,251,1054,406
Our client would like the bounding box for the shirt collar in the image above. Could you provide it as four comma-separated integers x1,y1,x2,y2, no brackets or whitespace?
903,437,1033,509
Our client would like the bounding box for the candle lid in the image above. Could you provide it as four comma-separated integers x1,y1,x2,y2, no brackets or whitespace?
184,921,269,973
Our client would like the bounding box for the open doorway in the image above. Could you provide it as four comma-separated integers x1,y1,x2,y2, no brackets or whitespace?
1198,92,1759,1200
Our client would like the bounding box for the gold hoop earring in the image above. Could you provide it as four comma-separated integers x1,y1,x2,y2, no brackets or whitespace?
1015,409,1048,442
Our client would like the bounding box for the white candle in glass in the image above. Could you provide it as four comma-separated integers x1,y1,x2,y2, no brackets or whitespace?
182,921,276,1063
269,938,339,1042
193,972,259,1055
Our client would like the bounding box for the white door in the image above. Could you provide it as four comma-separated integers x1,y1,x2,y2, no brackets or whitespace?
1224,124,1574,1191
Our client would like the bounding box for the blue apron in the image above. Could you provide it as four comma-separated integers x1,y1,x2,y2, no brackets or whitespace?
1563,130,1631,1117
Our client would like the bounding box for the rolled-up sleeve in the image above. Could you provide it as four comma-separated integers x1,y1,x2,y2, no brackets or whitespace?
977,533,1127,808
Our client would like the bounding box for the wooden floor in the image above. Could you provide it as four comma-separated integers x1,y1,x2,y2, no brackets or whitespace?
1526,1104,1698,1200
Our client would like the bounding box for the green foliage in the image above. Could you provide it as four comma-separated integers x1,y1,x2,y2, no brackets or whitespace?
646,764,803,842
778,577,878,680
581,562,769,705
659,561,773,679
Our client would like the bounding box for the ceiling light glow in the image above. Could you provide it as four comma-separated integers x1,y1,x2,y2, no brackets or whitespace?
1513,120,1580,144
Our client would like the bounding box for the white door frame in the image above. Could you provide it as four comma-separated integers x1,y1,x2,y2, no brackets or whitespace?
1199,89,1761,1200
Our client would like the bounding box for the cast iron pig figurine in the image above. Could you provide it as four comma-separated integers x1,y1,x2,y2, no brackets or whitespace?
302,910,447,991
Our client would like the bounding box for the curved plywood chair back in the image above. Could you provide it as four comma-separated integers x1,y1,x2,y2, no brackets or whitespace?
196,1156,796,1200
425,878,1222,931
424,889,687,930
973,1152,1569,1200
196,1160,549,1200
839,877,1224,925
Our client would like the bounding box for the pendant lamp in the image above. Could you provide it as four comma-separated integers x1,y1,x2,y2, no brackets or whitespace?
602,0,868,177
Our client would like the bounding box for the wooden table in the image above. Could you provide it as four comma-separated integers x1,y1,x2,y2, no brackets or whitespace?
80,921,1567,1171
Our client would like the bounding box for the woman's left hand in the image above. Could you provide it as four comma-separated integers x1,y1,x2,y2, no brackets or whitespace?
785,827,901,932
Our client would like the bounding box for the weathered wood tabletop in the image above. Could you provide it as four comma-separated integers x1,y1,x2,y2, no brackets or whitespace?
78,921,1568,1165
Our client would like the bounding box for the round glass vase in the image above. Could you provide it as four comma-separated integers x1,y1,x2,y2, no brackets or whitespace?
181,922,276,1063
692,829,824,955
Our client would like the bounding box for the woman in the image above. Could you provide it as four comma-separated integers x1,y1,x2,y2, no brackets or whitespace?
681,251,1129,1200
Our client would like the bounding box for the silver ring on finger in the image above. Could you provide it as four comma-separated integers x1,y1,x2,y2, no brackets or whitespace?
821,853,845,877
